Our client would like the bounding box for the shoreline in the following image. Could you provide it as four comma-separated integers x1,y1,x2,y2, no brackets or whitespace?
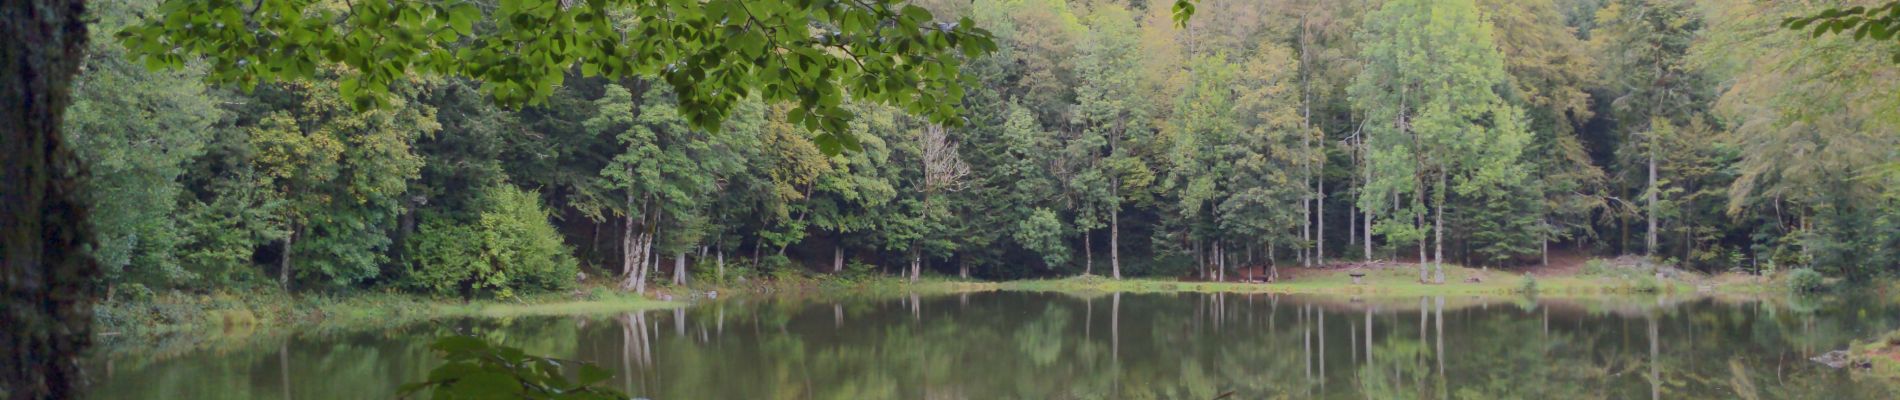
94,262,1796,342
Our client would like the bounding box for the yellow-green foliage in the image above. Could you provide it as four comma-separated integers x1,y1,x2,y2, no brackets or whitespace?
406,185,578,298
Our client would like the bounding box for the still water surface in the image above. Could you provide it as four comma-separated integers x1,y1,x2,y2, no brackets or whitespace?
89,292,1900,398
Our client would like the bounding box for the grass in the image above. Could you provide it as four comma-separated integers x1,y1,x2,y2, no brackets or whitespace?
993,263,1723,298
1849,329,1900,382
91,258,1811,353
94,284,682,339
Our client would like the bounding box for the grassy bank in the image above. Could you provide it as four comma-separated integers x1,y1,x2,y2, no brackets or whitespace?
997,262,1786,298
93,260,1795,341
94,284,681,339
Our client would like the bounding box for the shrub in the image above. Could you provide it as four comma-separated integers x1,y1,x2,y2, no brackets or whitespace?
406,219,493,296
1633,275,1661,293
1583,259,1614,276
1788,268,1825,293
476,185,579,292
405,185,578,298
1518,275,1539,294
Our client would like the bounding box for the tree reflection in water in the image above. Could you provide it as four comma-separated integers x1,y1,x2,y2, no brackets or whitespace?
87,292,1900,399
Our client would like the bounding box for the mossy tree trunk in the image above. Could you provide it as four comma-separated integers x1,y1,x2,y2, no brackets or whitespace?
2,0,96,396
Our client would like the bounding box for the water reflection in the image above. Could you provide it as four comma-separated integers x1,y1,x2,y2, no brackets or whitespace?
88,292,1900,399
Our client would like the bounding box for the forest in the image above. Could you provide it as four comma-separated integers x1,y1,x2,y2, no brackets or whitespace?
71,0,1900,300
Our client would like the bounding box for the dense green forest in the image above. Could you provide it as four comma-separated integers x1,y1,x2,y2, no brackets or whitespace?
74,0,1900,298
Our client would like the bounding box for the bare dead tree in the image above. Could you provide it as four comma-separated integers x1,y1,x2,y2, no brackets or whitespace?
911,123,971,281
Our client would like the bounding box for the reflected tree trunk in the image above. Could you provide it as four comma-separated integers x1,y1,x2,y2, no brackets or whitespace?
1435,296,1446,400
1304,304,1312,381
1365,306,1373,366
1649,312,1660,400
1112,292,1121,363
280,342,291,400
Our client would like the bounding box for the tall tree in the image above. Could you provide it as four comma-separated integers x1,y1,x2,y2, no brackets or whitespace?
249,79,433,288
1070,4,1149,278
1591,0,1707,257
1351,0,1532,282
64,0,222,288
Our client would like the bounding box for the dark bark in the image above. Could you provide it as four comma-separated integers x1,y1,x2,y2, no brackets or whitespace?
2,0,95,396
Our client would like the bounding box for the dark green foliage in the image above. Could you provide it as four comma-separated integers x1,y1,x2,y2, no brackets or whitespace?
399,336,624,400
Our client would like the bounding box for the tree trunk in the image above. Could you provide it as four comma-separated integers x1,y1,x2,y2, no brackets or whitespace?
1083,230,1093,276
1417,193,1427,283
1301,195,1311,268
1269,242,1278,281
2,0,94,395
1317,172,1325,266
1433,194,1445,284
1434,173,1445,284
1111,190,1121,279
1363,139,1373,262
1646,145,1659,256
716,249,725,284
1541,222,1550,267
909,248,921,283
832,243,844,273
958,259,969,279
280,231,295,288
1220,242,1228,282
673,251,686,285
625,223,654,294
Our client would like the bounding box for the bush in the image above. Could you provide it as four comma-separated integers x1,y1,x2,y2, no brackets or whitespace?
1633,275,1661,293
1518,275,1539,294
1788,268,1825,293
405,185,579,298
1583,259,1614,276
476,185,579,292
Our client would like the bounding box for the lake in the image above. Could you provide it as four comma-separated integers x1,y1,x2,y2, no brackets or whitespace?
87,291,1900,399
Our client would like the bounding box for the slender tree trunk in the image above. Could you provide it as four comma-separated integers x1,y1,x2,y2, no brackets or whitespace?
1646,145,1659,256
909,248,921,283
958,259,969,279
1363,137,1374,262
1215,242,1224,282
1317,172,1325,266
1301,195,1311,267
1111,188,1122,279
1269,241,1278,281
673,251,686,285
716,249,725,284
280,231,295,288
832,243,843,273
1541,219,1550,267
1433,193,1445,284
1417,192,1427,283
1084,231,1093,276
2,0,95,394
